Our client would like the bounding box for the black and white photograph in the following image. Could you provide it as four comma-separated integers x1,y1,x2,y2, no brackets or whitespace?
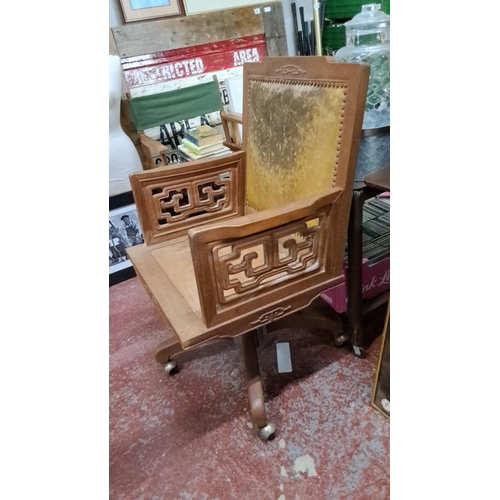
109,202,143,285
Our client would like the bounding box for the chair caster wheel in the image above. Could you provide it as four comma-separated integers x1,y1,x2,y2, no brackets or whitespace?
259,423,277,441
352,345,366,359
333,332,349,347
164,360,179,375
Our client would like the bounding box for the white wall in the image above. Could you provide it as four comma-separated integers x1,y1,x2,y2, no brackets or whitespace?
184,0,270,14
109,0,123,27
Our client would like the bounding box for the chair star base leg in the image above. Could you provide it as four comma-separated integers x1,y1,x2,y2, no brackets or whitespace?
241,330,275,439
247,376,267,429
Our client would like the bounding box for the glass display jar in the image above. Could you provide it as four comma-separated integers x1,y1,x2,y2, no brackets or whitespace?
335,4,390,181
335,3,390,129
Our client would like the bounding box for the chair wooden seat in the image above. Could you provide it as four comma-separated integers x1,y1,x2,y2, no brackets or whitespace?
128,237,203,343
126,57,369,440
128,211,323,350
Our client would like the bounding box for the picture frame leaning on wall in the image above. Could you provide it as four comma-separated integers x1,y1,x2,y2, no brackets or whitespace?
119,0,185,23
109,191,144,286
371,302,390,419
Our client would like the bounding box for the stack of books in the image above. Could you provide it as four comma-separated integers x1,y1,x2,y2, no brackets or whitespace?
178,125,231,160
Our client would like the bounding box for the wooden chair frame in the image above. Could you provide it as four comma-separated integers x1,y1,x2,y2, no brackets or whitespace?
220,110,243,150
126,57,369,440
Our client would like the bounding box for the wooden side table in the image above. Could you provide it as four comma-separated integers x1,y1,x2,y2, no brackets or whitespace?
364,165,390,192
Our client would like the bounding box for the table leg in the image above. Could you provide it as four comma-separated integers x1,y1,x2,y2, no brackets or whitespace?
347,188,366,358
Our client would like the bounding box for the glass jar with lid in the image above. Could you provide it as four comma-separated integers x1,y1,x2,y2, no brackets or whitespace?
335,3,390,129
335,3,390,181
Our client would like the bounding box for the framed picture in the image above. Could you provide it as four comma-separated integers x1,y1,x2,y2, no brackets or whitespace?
109,191,143,286
119,0,185,22
371,303,390,419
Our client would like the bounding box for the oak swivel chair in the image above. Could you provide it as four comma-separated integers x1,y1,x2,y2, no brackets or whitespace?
126,56,369,440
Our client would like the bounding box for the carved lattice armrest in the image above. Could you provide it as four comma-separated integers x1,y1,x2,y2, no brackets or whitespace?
130,151,246,245
188,188,344,328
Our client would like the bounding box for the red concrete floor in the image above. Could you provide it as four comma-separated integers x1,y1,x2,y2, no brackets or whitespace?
109,277,390,500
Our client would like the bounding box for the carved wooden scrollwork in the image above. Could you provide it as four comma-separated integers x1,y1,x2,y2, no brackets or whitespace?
152,175,231,226
214,214,324,304
250,305,292,325
276,65,307,75
130,153,244,245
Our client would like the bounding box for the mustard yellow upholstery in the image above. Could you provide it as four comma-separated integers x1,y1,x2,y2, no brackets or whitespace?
245,78,345,212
